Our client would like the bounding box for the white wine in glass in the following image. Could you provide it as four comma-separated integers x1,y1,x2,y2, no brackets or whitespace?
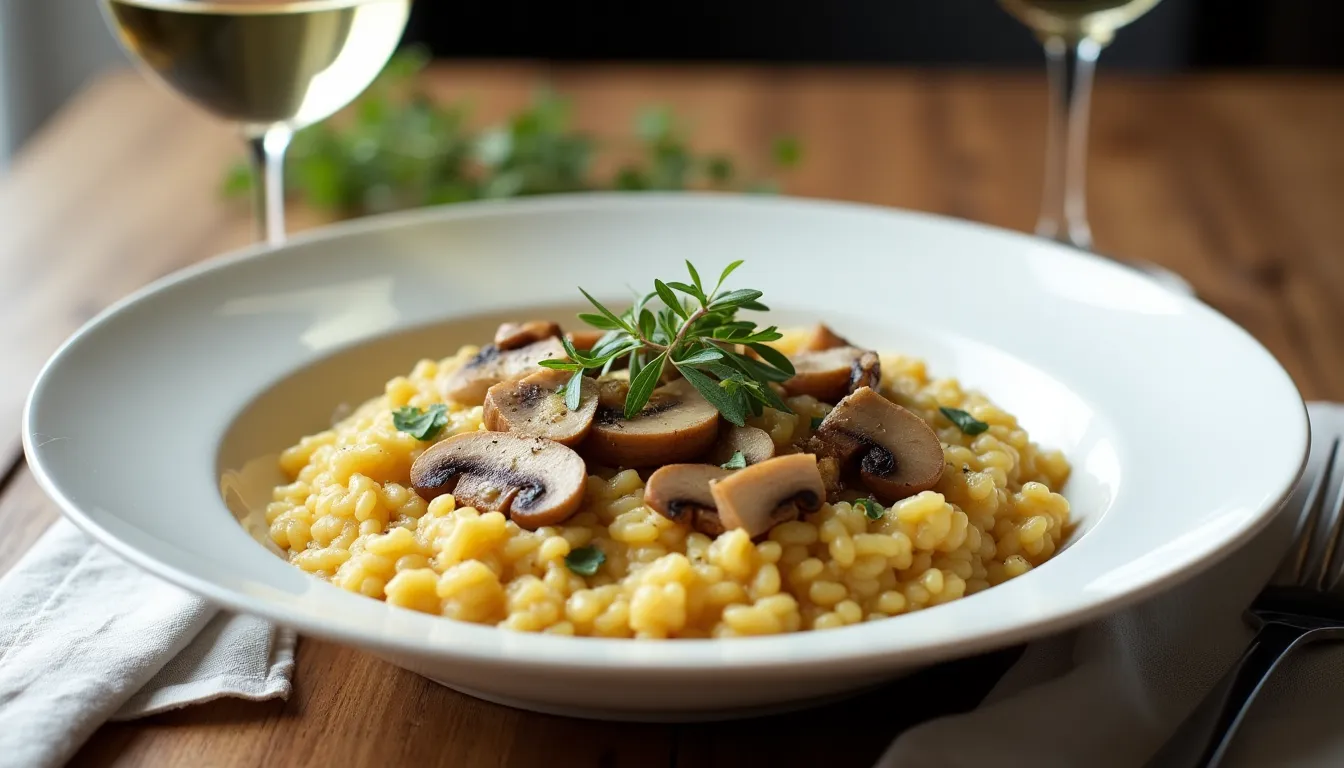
998,0,1176,278
103,0,412,244
999,0,1162,45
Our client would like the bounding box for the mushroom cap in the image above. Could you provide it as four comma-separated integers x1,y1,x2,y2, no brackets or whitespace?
644,463,731,535
409,432,587,529
782,347,882,403
482,368,599,447
708,453,826,538
442,336,567,406
583,378,721,467
811,387,945,503
707,424,777,466
494,320,562,351
799,323,853,352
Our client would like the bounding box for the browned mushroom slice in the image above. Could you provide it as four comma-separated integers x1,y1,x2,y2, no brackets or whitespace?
810,387,944,503
442,336,566,406
851,350,882,391
596,375,629,410
707,424,777,467
644,464,732,536
583,378,721,467
409,432,586,529
798,323,853,352
708,454,826,538
816,455,844,499
482,368,598,447
782,347,881,403
494,320,562,351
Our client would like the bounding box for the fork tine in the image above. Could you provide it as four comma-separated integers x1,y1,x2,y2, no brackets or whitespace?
1321,441,1344,592
1302,437,1344,588
1283,437,1338,586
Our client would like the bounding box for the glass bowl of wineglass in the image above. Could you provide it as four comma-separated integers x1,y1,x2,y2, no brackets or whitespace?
102,0,412,244
998,0,1191,293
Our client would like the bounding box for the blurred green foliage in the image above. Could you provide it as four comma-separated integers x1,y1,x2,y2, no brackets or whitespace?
223,48,802,218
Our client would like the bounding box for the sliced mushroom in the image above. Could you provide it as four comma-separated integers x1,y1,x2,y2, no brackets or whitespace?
707,424,777,466
644,464,731,535
482,368,598,447
708,453,826,538
494,320,562,351
442,336,567,406
799,323,852,352
409,432,586,529
782,347,881,403
583,378,720,467
816,455,844,500
596,375,629,410
809,387,944,503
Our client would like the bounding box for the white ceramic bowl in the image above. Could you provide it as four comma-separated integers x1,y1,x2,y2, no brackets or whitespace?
24,194,1307,720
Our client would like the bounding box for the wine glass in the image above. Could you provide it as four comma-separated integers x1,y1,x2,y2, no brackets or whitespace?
101,0,412,245
998,0,1190,291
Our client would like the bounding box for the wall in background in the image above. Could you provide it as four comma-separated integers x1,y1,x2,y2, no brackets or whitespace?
0,8,9,168
405,0,1197,70
1,0,1339,166
0,0,126,165
404,0,1343,69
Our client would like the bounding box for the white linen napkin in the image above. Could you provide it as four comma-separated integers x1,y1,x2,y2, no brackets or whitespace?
882,402,1343,768
0,518,294,768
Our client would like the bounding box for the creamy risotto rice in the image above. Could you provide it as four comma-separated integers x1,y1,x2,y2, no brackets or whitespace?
263,331,1071,638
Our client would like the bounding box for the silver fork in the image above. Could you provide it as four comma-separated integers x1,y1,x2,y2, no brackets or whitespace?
1149,409,1344,767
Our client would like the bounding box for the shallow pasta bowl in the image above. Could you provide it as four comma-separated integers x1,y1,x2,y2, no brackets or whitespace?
24,194,1307,720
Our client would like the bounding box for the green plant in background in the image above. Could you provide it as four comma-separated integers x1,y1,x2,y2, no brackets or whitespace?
223,48,802,218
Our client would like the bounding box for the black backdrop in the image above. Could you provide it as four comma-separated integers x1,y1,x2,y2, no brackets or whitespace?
402,0,1343,70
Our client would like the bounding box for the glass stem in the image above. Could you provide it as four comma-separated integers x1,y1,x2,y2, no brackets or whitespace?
244,124,294,246
1037,35,1101,251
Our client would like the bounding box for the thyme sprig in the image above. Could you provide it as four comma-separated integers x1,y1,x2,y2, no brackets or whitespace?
539,261,794,426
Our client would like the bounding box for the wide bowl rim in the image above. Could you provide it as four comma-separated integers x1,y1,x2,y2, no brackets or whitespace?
23,192,1310,672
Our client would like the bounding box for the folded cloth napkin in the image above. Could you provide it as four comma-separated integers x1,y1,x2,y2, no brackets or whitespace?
0,518,295,768
882,402,1344,768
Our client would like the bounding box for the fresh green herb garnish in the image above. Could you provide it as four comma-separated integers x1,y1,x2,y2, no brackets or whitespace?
541,261,794,427
856,498,885,520
559,369,585,412
392,404,449,440
564,546,606,576
223,48,800,218
772,136,804,169
720,451,748,470
810,416,825,430
939,407,989,436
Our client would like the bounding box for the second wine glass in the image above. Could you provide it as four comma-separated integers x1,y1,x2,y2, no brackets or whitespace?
998,0,1160,249
103,0,412,245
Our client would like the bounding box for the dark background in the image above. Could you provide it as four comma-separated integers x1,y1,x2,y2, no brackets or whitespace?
403,0,1343,70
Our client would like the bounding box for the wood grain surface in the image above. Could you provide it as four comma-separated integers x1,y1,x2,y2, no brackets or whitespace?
1,64,1341,767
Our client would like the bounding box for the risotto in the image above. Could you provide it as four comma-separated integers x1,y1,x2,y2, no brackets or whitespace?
261,325,1072,639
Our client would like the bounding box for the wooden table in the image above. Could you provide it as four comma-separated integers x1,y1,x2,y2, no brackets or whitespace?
2,64,1342,766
